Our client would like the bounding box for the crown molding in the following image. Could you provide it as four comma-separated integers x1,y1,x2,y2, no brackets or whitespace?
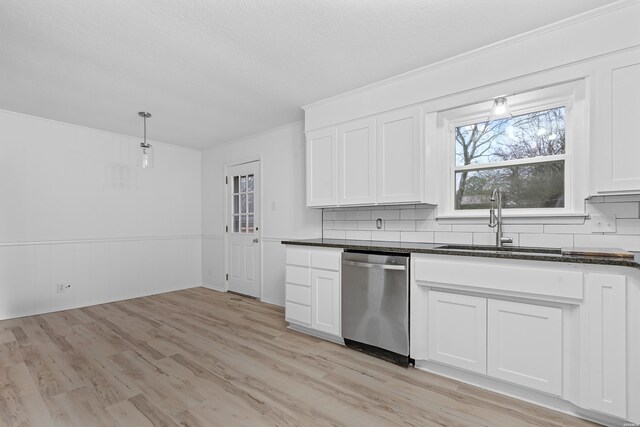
302,0,639,112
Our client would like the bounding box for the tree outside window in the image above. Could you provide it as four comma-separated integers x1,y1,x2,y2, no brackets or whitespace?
454,106,566,210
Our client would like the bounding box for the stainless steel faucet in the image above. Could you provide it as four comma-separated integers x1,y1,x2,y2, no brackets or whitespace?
489,188,513,248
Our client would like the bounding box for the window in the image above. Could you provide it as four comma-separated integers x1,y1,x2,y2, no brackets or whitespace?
232,174,255,233
436,79,588,220
454,106,566,210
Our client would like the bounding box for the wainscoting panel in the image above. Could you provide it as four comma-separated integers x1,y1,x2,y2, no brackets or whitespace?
0,236,202,320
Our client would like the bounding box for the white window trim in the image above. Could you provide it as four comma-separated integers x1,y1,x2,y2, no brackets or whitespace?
435,79,588,223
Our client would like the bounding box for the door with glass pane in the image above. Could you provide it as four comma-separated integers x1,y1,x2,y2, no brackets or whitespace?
227,161,260,298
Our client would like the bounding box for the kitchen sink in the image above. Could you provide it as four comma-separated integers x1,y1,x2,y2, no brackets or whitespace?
436,244,561,256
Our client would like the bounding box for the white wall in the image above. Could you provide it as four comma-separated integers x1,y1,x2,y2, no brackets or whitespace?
0,110,202,320
201,122,321,305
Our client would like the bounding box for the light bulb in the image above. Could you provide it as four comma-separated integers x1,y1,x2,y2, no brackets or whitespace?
138,142,154,168
489,97,512,119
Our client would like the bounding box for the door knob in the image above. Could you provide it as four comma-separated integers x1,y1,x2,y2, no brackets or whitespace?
253,238,259,243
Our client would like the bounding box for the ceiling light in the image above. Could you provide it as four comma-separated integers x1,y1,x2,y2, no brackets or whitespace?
489,97,512,120
138,112,153,168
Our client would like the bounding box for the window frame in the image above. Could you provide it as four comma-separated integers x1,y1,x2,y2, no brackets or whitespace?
436,80,588,221
231,173,256,234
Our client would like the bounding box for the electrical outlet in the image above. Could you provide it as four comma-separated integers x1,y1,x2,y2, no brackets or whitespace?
591,214,616,233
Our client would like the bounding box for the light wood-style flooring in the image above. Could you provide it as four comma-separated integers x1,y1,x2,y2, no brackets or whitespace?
0,287,597,426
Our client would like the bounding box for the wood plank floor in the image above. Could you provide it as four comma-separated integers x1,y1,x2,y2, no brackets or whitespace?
0,287,597,426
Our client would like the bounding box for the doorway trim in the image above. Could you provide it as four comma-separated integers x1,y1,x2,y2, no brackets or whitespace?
223,156,263,300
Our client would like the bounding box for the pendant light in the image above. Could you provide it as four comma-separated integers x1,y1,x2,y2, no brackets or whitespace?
137,112,153,168
489,97,512,120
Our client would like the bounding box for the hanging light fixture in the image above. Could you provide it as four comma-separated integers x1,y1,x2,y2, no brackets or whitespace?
137,111,153,168
489,96,512,120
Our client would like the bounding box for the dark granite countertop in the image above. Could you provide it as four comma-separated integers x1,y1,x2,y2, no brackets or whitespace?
281,238,640,271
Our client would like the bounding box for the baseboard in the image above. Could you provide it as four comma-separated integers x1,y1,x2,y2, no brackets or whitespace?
201,283,226,292
287,323,344,345
0,284,201,321
260,296,284,307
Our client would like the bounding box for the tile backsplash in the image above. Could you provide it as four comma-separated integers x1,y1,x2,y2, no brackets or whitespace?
322,195,640,251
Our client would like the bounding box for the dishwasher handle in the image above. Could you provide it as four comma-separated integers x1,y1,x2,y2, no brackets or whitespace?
342,260,406,271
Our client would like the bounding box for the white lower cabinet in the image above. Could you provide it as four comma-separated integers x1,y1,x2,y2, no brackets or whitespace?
426,290,562,394
285,246,342,338
311,269,341,336
428,291,487,374
284,264,311,326
487,299,562,395
585,273,627,419
285,300,311,325
412,253,638,424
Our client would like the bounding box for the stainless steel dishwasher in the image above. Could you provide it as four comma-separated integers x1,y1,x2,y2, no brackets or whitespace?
341,251,411,366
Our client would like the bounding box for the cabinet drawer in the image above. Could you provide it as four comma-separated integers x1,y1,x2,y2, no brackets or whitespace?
413,256,583,300
311,249,341,271
285,302,311,325
286,265,310,286
286,247,310,267
286,284,310,306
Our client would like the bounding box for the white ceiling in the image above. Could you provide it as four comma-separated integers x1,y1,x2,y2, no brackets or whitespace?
0,0,618,149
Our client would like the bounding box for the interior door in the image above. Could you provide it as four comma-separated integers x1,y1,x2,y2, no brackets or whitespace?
227,161,260,298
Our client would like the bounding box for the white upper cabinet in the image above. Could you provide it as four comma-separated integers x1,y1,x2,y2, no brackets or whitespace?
306,106,425,207
306,127,338,207
593,48,640,194
377,107,423,204
338,118,376,205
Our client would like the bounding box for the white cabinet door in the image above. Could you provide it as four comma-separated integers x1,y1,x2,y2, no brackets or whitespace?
585,273,626,419
428,291,487,374
594,49,640,193
306,128,338,207
338,118,376,205
377,107,422,204
311,269,341,336
487,299,562,395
